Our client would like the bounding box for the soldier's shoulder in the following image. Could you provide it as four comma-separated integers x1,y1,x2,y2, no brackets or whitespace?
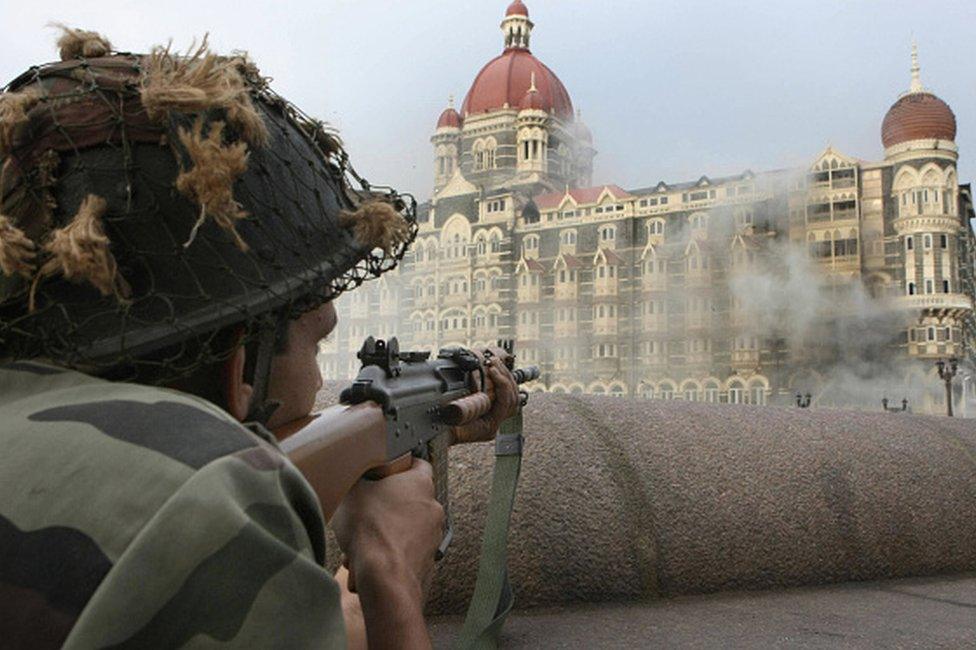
1,361,259,470
0,362,309,648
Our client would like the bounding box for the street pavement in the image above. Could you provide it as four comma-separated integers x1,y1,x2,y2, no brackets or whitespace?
429,573,976,648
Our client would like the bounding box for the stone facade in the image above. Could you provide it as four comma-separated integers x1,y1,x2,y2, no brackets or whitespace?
321,5,976,415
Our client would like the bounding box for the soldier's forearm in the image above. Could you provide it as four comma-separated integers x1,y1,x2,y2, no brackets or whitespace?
337,567,367,650
355,565,431,650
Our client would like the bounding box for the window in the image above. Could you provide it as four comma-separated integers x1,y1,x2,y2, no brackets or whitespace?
940,234,948,249
490,234,501,254
704,382,720,403
906,237,914,251
647,219,664,236
728,382,744,404
923,234,932,249
943,280,951,293
658,383,674,400
907,282,916,295
925,279,934,294
600,225,616,242
750,384,766,406
928,327,936,342
560,230,577,246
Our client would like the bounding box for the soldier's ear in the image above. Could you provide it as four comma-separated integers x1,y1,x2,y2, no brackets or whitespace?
223,345,254,422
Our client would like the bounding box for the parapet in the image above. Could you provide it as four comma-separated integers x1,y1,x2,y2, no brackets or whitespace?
314,387,976,615
426,394,976,614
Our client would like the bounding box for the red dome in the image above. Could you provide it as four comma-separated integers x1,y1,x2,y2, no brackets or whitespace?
881,92,956,148
506,0,529,17
462,49,573,120
436,106,461,129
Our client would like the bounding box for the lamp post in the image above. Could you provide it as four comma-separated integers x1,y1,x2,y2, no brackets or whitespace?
936,357,958,417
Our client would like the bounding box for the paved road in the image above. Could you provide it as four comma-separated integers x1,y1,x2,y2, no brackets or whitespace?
429,573,976,648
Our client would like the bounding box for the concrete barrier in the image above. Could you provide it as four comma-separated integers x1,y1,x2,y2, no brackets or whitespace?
315,388,976,615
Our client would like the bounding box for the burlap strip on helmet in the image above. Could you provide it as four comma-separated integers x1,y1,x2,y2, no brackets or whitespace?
339,201,412,255
175,118,250,250
30,194,131,310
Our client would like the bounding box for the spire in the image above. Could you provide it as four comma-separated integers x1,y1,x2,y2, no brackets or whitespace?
529,72,537,93
909,40,924,93
448,94,455,109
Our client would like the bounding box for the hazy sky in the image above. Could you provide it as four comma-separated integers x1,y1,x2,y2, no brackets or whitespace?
2,1,974,200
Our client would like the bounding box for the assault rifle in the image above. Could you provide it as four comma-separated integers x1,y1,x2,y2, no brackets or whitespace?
274,336,539,552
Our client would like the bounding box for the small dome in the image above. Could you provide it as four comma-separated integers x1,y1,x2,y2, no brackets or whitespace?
506,0,529,17
436,106,462,129
881,92,956,148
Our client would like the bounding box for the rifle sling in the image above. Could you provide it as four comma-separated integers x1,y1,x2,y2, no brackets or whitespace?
455,410,524,649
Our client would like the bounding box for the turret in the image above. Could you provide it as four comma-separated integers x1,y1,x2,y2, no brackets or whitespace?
432,96,461,190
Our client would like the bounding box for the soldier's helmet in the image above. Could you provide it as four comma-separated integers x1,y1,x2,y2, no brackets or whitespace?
0,28,415,381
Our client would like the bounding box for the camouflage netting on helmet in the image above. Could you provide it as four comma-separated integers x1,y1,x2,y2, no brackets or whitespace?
0,30,416,382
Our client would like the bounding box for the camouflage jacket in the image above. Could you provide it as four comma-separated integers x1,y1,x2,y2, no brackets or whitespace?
0,362,345,648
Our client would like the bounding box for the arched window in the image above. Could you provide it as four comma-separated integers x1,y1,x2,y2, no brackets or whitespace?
473,140,485,171
728,380,744,404
748,379,767,406
703,380,720,403
658,381,675,400
490,232,501,253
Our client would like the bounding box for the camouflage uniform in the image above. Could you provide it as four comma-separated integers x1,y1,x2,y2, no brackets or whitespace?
0,362,344,648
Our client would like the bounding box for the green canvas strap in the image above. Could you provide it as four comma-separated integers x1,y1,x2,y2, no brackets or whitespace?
455,409,524,650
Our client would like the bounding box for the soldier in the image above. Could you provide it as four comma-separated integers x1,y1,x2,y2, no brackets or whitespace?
0,28,518,649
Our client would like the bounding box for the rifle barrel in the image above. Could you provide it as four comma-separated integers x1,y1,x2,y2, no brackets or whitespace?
513,366,540,384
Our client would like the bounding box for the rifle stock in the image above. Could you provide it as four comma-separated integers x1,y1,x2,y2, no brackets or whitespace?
277,402,394,520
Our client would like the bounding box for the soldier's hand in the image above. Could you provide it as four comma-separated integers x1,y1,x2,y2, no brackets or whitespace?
331,458,443,648
451,352,520,444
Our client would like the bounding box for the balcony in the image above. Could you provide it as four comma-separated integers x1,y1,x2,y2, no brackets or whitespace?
593,320,618,336
895,293,973,312
442,292,469,307
731,349,760,368
554,285,579,301
554,323,578,339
